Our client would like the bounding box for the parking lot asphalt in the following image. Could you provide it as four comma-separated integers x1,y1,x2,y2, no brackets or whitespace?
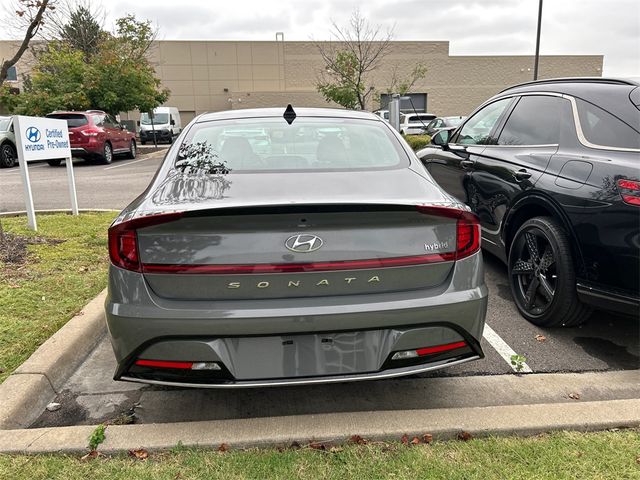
3,148,637,428
0,146,168,213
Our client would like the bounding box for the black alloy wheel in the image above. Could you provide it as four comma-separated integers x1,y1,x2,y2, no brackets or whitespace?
0,143,16,168
508,217,591,327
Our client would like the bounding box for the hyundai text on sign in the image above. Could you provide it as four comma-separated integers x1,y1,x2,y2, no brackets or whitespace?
14,115,71,161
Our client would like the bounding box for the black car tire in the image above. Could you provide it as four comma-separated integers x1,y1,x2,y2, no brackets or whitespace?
127,140,136,159
47,159,62,167
141,140,146,146
101,142,113,165
0,142,16,168
508,216,591,327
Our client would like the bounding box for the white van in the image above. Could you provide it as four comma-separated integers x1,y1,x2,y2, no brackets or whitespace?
139,107,181,144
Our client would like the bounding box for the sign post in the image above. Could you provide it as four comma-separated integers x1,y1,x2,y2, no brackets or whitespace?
13,115,76,231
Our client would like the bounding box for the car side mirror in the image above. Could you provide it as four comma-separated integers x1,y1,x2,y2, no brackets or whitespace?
431,129,450,147
170,119,176,126
136,120,140,126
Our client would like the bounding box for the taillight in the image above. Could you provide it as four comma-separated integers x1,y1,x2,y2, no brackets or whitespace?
617,178,640,206
108,212,184,272
80,128,101,137
416,205,481,260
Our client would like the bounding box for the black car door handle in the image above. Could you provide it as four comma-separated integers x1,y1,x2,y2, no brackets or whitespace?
460,160,475,169
514,169,532,180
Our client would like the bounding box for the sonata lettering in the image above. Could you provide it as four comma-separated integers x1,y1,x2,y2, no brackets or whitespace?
226,276,382,289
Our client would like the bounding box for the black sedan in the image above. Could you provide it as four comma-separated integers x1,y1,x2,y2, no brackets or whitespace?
417,77,640,327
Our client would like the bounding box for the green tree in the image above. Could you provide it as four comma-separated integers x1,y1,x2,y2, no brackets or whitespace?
315,10,392,110
86,16,168,114
1,15,169,116
59,5,104,60
2,42,89,115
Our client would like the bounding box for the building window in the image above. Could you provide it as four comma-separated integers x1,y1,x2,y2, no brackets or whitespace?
6,66,17,82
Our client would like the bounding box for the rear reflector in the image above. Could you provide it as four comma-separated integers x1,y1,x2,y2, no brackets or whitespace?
391,341,467,360
617,178,640,206
135,359,193,369
135,359,221,370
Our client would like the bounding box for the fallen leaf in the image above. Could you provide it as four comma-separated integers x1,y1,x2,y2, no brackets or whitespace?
410,436,421,445
401,434,409,445
422,434,433,444
457,431,473,441
80,450,102,461
217,443,229,452
350,435,367,445
128,448,149,460
308,442,326,451
568,392,581,400
45,402,61,412
636,455,640,464
8,284,20,289
329,446,343,453
535,334,546,342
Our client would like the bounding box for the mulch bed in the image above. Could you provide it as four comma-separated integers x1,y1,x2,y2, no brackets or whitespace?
0,232,64,280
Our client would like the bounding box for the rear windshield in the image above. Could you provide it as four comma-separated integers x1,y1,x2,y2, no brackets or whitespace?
445,117,464,127
408,115,435,123
176,117,408,172
46,114,88,128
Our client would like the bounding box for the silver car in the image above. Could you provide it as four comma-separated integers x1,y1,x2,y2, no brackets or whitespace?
0,116,17,168
106,107,487,388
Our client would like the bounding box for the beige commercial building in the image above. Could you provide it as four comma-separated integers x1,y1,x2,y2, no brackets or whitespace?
1,39,603,125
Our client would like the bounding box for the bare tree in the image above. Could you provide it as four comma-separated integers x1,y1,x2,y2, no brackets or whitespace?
316,10,393,110
0,0,56,86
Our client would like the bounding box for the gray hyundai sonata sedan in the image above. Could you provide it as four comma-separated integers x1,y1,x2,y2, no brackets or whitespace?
106,106,487,388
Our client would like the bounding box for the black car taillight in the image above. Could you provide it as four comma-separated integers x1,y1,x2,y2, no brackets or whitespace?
617,178,640,206
108,212,184,272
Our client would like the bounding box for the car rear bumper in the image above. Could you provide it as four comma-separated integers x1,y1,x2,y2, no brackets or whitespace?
105,252,488,387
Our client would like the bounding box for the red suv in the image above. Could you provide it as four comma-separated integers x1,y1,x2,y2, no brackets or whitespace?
45,110,137,165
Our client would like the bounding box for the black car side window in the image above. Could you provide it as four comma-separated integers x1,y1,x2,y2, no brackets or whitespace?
575,98,640,150
454,98,511,145
497,95,571,146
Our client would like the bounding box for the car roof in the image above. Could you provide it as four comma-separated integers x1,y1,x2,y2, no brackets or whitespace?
47,111,91,116
197,107,379,123
495,77,640,130
499,77,639,93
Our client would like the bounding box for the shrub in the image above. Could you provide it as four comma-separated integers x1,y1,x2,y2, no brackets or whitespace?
402,134,431,151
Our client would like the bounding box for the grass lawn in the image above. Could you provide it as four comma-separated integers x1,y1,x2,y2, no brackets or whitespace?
0,430,638,479
0,212,116,383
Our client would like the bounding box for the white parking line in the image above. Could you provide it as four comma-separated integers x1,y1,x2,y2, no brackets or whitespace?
103,155,162,171
3,164,48,175
482,323,533,373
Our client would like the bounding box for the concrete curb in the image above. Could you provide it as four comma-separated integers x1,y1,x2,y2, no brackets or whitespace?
0,290,108,430
0,398,637,454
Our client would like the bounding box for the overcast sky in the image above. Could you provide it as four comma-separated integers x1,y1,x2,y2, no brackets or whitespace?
3,0,639,76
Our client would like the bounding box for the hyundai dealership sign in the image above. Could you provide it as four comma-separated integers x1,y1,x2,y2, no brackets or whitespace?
14,115,77,230
15,116,71,161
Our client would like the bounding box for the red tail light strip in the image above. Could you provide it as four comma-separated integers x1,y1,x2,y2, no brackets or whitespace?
142,252,457,275
416,341,467,356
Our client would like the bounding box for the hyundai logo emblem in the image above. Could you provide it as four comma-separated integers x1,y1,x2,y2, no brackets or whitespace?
26,126,41,143
285,234,323,253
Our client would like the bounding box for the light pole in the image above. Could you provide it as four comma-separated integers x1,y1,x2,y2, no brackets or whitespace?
533,0,543,80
